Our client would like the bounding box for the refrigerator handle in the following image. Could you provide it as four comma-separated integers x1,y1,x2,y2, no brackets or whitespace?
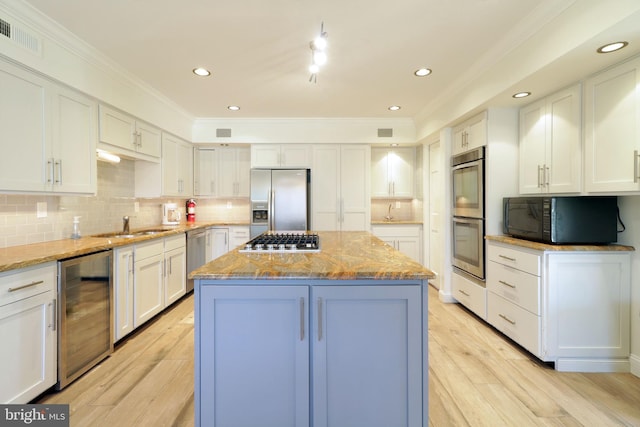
269,190,275,231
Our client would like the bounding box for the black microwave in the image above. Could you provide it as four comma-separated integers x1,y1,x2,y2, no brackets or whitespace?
503,196,618,244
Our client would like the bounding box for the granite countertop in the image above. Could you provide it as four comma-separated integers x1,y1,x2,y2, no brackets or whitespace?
486,235,635,252
190,231,434,281
0,221,249,273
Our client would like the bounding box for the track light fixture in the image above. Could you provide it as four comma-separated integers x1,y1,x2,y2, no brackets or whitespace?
309,22,328,83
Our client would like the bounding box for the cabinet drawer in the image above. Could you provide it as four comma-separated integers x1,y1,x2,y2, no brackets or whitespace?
487,243,540,276
487,260,540,315
488,292,541,358
164,233,186,251
452,272,486,320
135,239,164,260
0,263,56,306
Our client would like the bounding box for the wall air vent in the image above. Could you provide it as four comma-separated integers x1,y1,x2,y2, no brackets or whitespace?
377,128,393,138
0,16,42,56
216,128,232,138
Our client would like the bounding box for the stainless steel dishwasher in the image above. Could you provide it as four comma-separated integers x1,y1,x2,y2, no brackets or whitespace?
57,250,113,389
186,229,207,292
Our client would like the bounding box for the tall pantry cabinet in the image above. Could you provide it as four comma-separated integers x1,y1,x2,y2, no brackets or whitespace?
312,145,370,231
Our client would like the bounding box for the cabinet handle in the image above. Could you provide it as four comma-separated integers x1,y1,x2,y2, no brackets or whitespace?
50,298,57,331
388,182,392,196
499,313,516,325
498,280,516,289
211,180,215,194
317,297,323,341
392,182,395,195
47,158,55,184
55,159,62,185
458,289,470,297
635,150,640,183
537,165,543,188
8,280,44,292
498,254,516,262
544,165,549,187
299,297,305,341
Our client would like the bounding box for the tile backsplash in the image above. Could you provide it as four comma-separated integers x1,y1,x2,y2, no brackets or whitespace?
0,159,250,249
371,198,423,222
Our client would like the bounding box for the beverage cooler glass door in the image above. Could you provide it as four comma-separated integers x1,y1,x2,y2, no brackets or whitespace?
451,148,484,218
452,217,485,280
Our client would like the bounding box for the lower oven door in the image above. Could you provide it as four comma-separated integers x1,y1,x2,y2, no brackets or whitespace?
452,217,485,280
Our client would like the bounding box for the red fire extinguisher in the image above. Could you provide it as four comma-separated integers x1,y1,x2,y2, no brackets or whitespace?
186,199,197,223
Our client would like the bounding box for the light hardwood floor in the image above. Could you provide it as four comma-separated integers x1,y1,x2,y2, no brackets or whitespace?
37,285,640,426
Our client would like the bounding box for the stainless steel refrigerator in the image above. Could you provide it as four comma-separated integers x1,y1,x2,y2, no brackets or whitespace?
250,169,310,238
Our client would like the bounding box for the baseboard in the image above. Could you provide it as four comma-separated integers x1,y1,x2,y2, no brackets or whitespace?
438,289,457,304
630,353,640,378
555,358,630,373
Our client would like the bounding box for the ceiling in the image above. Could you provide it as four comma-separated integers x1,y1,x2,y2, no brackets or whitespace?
18,0,640,122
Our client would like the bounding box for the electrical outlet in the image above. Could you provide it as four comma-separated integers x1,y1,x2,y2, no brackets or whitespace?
134,202,140,212
36,202,47,218
227,201,233,209
395,201,401,209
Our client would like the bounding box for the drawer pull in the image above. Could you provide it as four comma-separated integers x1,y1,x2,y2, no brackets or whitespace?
458,289,470,297
8,280,44,292
498,280,516,289
498,254,516,262
499,314,516,325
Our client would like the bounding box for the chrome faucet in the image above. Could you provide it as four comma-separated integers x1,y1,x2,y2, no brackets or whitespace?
123,216,130,234
385,203,393,221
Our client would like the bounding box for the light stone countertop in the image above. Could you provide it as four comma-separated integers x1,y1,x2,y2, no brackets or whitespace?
191,231,434,281
0,221,249,273
486,235,635,252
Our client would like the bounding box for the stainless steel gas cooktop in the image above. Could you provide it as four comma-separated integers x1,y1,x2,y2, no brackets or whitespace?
239,232,320,253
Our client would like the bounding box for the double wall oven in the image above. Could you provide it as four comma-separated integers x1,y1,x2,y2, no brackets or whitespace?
451,147,485,281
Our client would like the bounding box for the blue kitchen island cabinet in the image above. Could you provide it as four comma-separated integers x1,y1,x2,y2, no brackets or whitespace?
192,231,433,427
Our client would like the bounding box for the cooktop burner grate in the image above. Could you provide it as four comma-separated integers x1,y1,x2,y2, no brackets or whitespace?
240,232,320,253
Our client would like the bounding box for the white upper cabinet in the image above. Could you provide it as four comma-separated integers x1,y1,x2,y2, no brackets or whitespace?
194,148,218,197
584,56,640,192
519,84,581,194
0,59,96,195
371,147,415,198
251,144,311,168
99,104,161,161
452,112,487,155
161,133,193,197
218,146,251,197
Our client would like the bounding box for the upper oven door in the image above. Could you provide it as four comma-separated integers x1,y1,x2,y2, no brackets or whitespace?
452,156,484,218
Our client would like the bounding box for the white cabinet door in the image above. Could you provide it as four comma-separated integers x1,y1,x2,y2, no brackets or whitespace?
98,104,137,153
340,145,370,231
165,245,186,306
584,56,640,192
519,85,581,194
312,146,340,230
371,224,422,263
195,148,218,197
114,246,134,342
229,226,250,250
219,147,250,197
428,141,443,289
136,120,162,158
0,60,49,192
51,86,97,194
452,112,487,155
251,144,281,167
162,133,193,196
312,285,422,427
251,144,311,168
207,228,229,261
198,285,310,427
0,263,57,404
371,148,389,197
134,241,165,327
371,148,415,198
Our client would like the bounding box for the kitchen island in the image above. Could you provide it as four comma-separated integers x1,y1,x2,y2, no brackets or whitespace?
191,231,434,427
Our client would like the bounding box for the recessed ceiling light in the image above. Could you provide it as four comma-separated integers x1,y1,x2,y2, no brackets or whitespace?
414,68,432,77
512,92,531,99
388,105,401,111
227,105,240,111
193,67,211,77
597,41,628,53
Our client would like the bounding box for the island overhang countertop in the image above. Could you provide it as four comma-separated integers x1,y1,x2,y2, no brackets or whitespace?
190,231,435,280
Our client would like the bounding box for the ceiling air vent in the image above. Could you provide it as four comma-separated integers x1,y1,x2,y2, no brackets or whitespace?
216,128,232,138
377,128,393,138
0,16,42,56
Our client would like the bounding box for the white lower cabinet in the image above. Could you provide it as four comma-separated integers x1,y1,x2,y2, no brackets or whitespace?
451,271,486,320
206,227,229,262
197,283,423,426
487,240,632,372
0,263,57,404
371,224,422,263
229,226,250,250
114,234,186,341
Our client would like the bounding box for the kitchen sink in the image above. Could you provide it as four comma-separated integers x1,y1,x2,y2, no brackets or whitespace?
93,228,172,239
